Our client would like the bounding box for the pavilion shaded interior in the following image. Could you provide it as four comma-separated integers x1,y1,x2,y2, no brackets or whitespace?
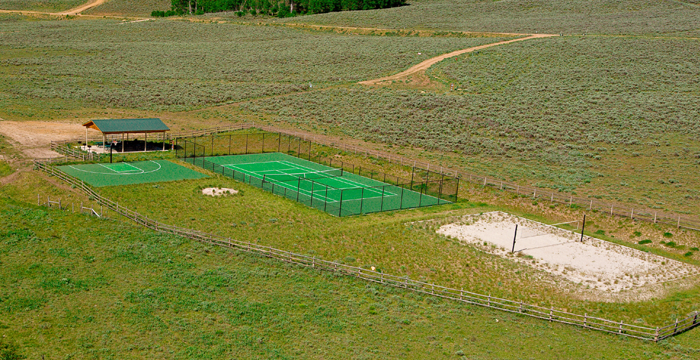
82,118,170,152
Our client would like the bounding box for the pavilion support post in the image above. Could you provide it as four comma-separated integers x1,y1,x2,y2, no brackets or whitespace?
103,134,106,151
121,133,125,153
162,132,166,151
144,132,147,152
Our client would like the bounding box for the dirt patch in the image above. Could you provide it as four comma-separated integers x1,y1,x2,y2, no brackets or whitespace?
0,121,84,148
435,211,698,294
202,187,238,196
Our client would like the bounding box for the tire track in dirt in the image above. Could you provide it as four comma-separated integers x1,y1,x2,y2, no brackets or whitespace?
359,34,556,85
0,0,106,16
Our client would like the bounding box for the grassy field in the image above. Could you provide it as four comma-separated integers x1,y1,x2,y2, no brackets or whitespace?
0,18,509,117
84,0,170,16
0,0,83,12
0,135,16,177
239,35,700,215
1,3,700,357
267,0,700,36
59,155,698,328
2,187,700,359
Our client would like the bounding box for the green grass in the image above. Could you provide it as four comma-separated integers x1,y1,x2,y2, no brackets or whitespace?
2,197,700,359
58,160,208,187
0,18,508,114
0,0,83,12
268,0,700,36
241,35,700,215
0,161,12,177
82,160,700,327
83,0,170,16
0,134,17,177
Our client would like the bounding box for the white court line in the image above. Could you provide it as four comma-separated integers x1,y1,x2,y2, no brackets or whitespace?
277,160,398,197
278,161,369,188
265,177,340,204
100,162,142,173
225,158,407,202
224,163,339,203
256,168,299,173
98,163,136,174
68,161,162,175
220,160,288,168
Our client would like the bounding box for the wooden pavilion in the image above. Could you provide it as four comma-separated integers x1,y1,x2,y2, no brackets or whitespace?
82,118,170,152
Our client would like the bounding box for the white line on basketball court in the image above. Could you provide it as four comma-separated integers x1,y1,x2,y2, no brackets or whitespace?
68,160,162,175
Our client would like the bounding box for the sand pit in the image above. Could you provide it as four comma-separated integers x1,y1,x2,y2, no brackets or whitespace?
436,212,698,292
202,187,238,196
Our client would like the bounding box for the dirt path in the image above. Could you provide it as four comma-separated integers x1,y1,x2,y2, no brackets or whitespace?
56,0,106,15
0,0,106,16
359,34,556,85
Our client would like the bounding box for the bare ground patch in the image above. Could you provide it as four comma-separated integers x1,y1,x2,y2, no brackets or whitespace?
202,187,238,196
435,211,698,297
0,120,84,158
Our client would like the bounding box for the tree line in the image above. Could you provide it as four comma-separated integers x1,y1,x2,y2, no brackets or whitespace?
153,0,406,17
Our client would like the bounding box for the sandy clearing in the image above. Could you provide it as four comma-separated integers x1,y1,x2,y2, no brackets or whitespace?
436,211,698,293
0,121,85,148
359,34,556,85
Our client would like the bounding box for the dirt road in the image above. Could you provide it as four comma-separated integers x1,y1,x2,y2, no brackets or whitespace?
359,34,556,85
0,0,105,16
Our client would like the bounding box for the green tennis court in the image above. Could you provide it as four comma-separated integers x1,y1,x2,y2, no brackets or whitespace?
59,160,208,187
192,153,448,216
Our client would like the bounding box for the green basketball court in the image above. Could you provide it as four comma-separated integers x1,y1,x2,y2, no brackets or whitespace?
192,153,448,216
59,160,208,187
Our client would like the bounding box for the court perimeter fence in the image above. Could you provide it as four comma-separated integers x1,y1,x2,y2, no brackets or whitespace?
31,159,700,342
175,134,458,216
50,123,700,231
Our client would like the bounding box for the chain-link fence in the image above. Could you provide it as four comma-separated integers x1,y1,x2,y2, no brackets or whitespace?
177,132,458,216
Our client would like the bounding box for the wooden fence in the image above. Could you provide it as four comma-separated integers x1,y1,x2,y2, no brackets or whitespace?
49,123,700,232
33,160,700,342
49,141,101,161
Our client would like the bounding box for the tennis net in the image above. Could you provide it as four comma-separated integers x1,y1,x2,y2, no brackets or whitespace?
262,169,344,183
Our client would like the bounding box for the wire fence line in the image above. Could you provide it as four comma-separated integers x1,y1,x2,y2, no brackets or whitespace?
49,122,700,232
32,160,700,342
